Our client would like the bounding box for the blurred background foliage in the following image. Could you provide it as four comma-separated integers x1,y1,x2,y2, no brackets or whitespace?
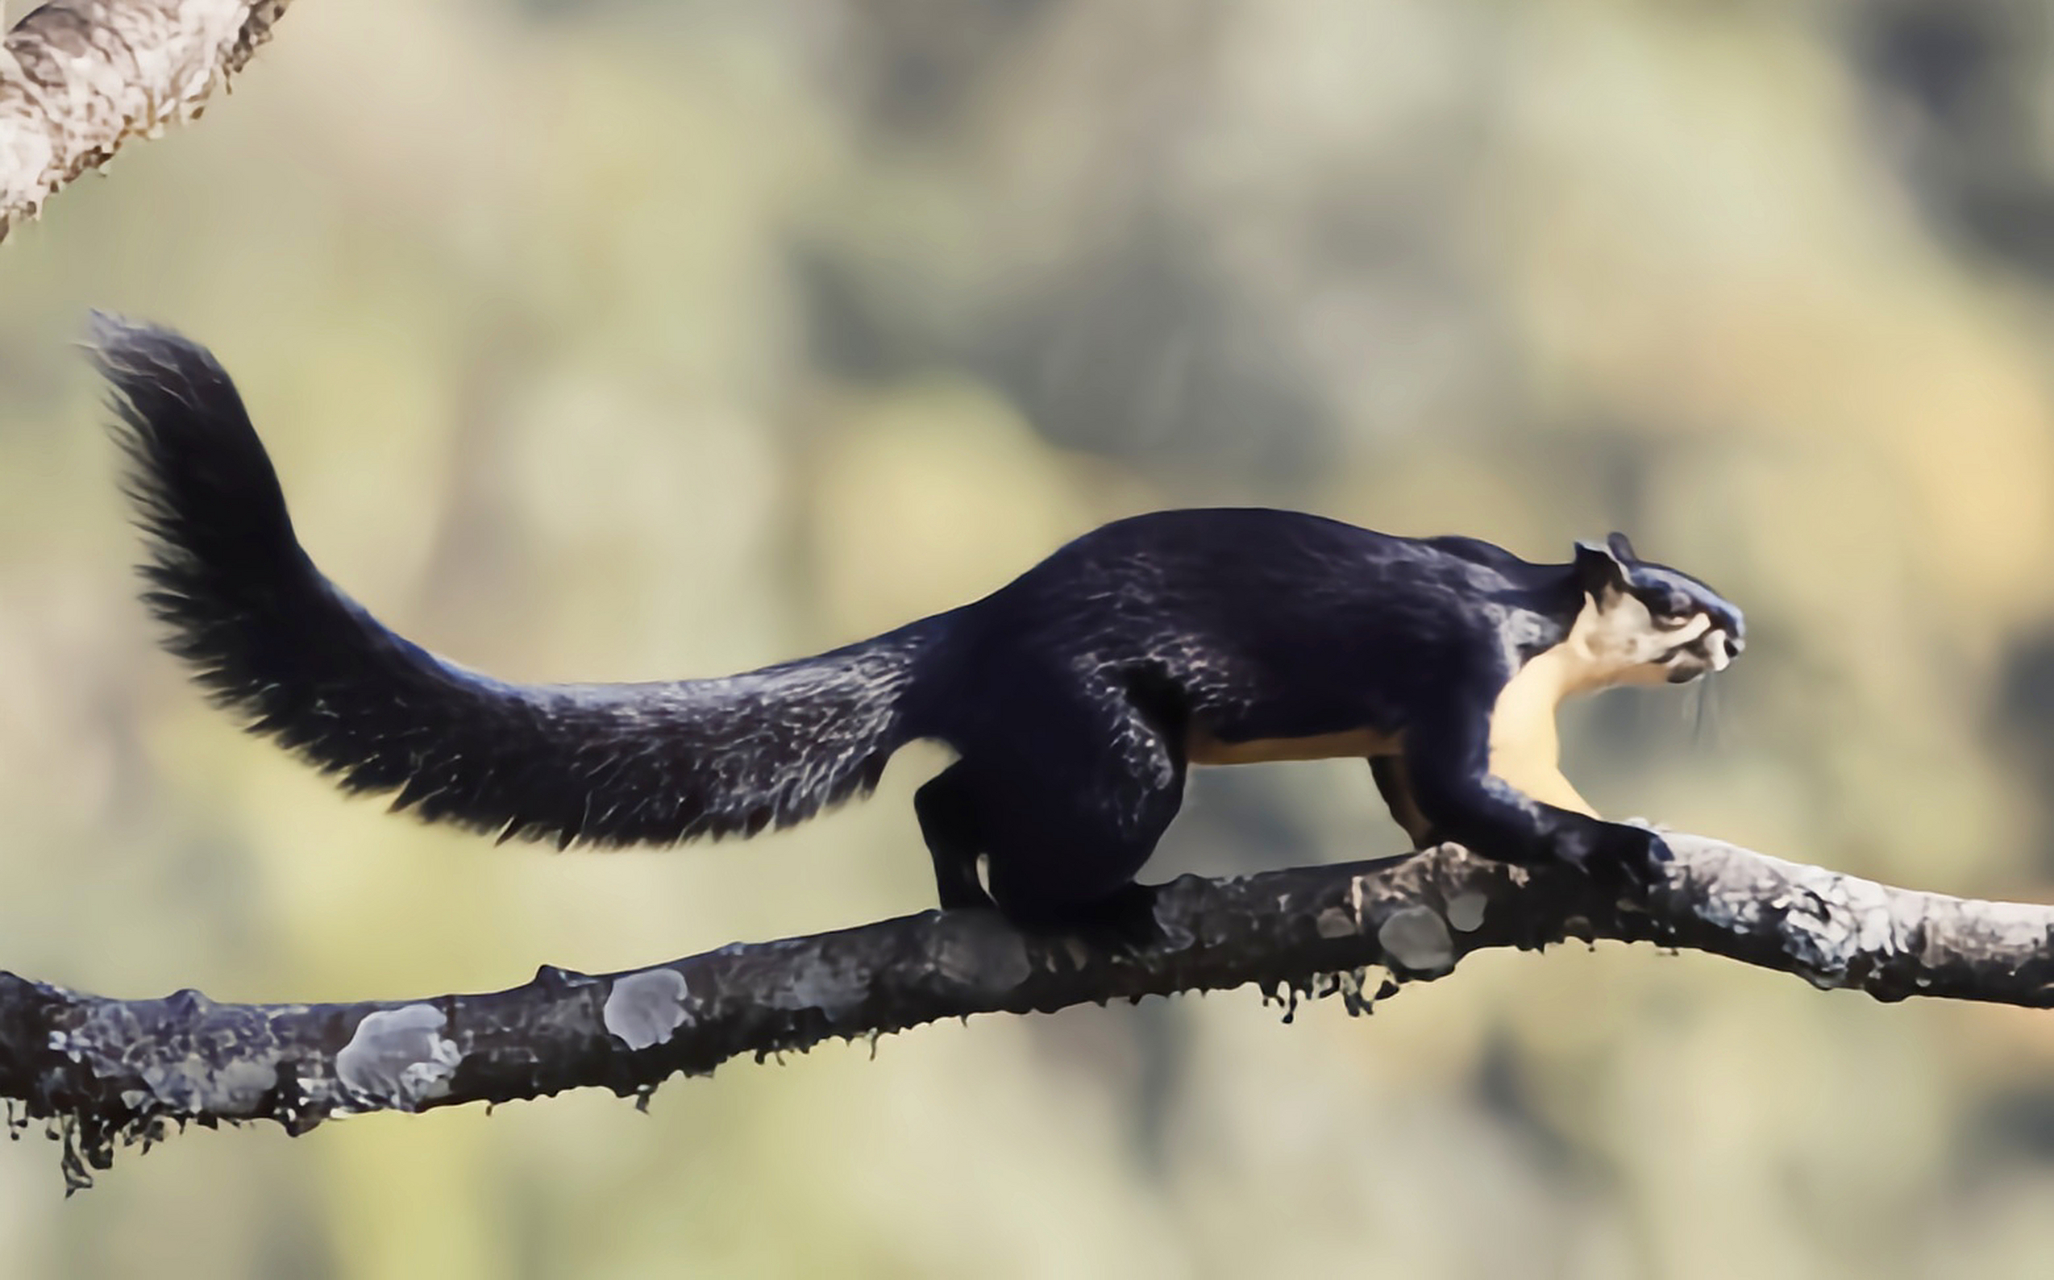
3,0,2054,1275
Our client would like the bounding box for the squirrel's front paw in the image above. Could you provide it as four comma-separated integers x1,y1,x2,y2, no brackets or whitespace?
1553,820,1671,896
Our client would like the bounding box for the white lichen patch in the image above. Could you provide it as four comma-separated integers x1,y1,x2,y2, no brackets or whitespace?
335,1004,461,1109
1445,892,1488,933
604,969,691,1050
1377,906,1456,975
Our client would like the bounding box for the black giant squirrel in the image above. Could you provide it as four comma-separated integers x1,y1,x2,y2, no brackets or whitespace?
87,316,1745,929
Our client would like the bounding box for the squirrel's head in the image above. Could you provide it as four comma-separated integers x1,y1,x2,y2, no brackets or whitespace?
1566,533,1744,687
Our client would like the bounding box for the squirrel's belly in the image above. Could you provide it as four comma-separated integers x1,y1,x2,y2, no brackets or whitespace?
1185,726,1403,766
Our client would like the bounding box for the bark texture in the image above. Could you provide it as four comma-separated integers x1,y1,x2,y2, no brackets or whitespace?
0,0,291,243
2,831,2049,1190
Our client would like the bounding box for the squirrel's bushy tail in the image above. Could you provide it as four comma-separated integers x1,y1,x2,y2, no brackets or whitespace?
88,314,939,848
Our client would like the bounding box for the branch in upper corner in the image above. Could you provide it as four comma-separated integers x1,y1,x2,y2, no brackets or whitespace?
0,0,293,243
1,832,2050,1190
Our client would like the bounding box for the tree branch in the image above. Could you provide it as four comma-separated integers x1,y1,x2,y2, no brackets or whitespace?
0,0,292,243
2,831,2049,1190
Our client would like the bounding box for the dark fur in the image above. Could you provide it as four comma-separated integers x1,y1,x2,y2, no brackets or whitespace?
89,316,1742,926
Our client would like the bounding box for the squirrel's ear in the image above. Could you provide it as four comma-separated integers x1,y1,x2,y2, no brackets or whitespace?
1605,531,1638,563
1574,539,1628,596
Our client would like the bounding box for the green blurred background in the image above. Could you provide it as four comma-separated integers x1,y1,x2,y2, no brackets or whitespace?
4,0,2054,1275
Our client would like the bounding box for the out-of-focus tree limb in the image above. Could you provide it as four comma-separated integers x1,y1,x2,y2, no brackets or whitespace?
2,831,2049,1191
0,0,290,243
